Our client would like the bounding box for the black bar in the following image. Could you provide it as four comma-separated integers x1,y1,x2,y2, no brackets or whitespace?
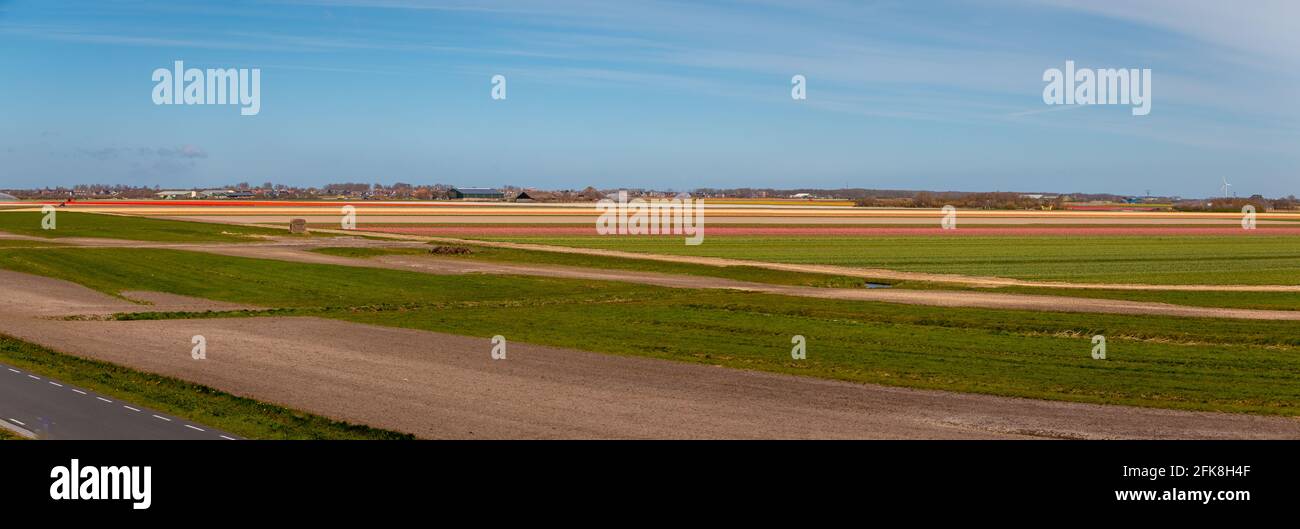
2,441,1291,519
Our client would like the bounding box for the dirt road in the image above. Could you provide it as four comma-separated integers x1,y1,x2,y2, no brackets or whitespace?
2,269,1298,439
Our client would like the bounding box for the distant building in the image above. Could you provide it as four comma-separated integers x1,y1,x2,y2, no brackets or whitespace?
513,190,557,202
155,190,197,199
449,187,505,200
0,192,17,201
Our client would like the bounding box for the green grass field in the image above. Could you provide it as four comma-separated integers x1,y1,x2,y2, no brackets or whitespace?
3,246,1299,416
0,239,61,248
0,334,411,439
0,211,303,242
312,243,1299,311
472,235,1300,285
310,245,878,288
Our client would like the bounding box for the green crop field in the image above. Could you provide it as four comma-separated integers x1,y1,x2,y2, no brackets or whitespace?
0,211,304,242
2,246,1299,416
0,239,61,248
471,235,1300,285
310,245,877,288
311,244,1299,311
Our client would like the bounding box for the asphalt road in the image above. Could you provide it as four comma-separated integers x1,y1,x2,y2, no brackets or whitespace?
0,362,237,440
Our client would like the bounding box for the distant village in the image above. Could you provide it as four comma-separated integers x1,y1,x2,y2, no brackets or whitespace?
2,182,1294,212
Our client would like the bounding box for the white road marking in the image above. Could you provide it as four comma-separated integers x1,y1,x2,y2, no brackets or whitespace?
2,365,227,439
0,418,35,439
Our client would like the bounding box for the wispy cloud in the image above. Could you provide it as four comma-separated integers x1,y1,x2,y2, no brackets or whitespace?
1024,0,1300,65
77,145,208,160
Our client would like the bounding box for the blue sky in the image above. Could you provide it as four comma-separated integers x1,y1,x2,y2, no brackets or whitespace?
0,0,1296,197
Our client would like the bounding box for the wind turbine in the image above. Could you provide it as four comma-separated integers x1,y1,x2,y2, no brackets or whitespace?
1220,177,1232,198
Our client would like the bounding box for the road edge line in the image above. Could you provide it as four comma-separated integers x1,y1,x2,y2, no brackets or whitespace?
0,418,37,439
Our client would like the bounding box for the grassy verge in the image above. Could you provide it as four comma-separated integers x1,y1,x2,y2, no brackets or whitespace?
0,334,411,439
0,239,62,248
0,247,650,307
2,246,1299,415
0,211,314,242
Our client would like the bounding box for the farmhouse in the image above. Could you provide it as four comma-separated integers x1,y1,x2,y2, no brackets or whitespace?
0,192,17,201
449,187,505,200
513,190,557,202
199,189,232,199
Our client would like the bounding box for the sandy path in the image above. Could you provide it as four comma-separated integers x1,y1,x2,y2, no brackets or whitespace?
0,270,255,316
2,270,1298,439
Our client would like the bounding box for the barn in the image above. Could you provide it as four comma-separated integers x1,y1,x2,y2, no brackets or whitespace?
449,187,505,200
